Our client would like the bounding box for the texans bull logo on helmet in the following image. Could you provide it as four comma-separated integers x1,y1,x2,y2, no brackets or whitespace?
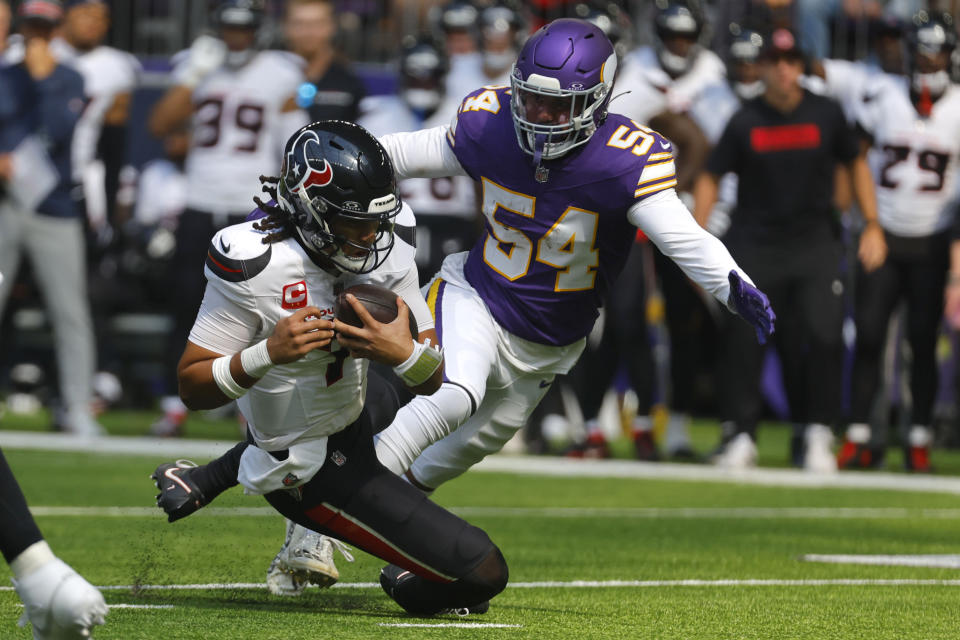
284,129,334,197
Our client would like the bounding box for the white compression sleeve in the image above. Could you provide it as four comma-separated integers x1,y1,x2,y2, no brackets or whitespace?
627,188,753,305
378,126,468,179
374,382,475,474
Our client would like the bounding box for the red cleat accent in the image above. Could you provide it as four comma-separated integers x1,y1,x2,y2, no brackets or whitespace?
906,446,931,473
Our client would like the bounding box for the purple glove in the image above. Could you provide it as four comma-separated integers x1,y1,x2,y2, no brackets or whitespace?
728,270,775,345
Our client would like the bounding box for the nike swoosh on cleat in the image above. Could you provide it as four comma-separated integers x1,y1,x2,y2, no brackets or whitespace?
164,467,193,494
220,238,231,253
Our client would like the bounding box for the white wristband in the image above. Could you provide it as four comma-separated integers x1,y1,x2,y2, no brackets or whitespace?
212,355,245,399
240,339,274,378
393,339,443,387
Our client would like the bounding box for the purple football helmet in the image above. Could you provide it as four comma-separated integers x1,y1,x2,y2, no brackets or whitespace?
510,18,617,162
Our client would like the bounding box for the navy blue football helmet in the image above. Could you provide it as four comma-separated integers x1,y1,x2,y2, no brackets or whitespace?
277,121,401,274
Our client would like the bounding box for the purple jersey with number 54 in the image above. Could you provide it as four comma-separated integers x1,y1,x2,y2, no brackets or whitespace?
449,85,678,346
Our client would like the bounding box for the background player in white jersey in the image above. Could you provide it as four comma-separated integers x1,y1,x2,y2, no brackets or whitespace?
616,0,725,126
51,0,140,234
359,37,480,282
837,12,960,472
148,0,307,436
153,120,508,615
370,18,774,492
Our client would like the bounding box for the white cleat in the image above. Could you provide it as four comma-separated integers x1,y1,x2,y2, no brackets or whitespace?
266,520,354,595
13,558,108,639
804,423,838,474
711,432,758,469
266,549,307,597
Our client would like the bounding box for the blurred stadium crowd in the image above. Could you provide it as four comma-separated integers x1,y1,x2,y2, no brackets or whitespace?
3,0,960,474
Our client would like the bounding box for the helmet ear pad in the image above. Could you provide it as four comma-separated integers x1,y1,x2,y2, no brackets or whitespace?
277,120,402,274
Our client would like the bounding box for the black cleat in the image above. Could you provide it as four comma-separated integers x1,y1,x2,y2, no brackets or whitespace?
151,459,207,522
379,564,491,616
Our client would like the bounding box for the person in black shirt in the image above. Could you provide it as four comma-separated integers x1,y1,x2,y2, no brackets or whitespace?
282,0,365,123
693,28,885,472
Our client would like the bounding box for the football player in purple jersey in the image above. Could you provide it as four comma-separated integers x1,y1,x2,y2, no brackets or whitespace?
371,18,775,489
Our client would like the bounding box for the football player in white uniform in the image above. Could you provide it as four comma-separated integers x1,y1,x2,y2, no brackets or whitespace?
615,0,725,125
51,0,140,232
359,38,480,282
838,12,960,472
148,0,308,436
152,121,507,615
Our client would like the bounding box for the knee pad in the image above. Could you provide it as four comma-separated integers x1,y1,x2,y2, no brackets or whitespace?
458,546,509,604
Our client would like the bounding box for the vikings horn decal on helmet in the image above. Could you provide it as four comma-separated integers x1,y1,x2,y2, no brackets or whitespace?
510,18,617,163
276,121,402,274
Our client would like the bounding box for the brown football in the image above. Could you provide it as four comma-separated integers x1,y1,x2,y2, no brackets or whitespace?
334,283,419,339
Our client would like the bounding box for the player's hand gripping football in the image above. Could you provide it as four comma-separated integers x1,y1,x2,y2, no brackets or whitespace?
266,306,335,364
728,270,776,345
333,294,415,366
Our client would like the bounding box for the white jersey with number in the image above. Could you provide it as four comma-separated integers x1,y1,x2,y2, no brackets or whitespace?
857,75,960,237
176,50,306,214
188,204,429,453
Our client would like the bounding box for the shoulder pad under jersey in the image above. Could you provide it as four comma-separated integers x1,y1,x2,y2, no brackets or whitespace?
206,221,273,282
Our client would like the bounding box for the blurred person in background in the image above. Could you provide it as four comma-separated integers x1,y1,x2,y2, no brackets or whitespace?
0,0,100,436
430,0,481,103
51,0,140,240
836,11,960,472
794,0,920,60
617,0,725,124
476,2,528,87
148,0,306,436
613,0,722,458
282,0,365,123
359,36,481,283
694,28,883,472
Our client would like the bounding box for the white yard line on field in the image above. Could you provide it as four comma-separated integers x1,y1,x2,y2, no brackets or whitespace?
802,554,960,569
4,579,960,593
25,505,960,519
4,430,960,494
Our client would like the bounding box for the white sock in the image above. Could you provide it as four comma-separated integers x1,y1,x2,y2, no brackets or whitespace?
10,541,55,580
375,383,476,474
908,425,932,448
846,423,871,444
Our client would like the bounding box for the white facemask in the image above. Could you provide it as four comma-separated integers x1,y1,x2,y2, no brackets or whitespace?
402,88,441,113
912,69,950,96
225,49,255,69
734,80,765,100
484,49,516,74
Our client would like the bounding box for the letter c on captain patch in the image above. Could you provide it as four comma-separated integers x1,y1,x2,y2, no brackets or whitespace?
282,281,308,310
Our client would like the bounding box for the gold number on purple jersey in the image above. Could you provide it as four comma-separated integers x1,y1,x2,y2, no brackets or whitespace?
536,207,599,291
606,120,655,157
480,178,535,280
462,90,503,114
481,178,599,291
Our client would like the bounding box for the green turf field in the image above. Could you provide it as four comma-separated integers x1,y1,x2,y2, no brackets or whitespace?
1,439,959,639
